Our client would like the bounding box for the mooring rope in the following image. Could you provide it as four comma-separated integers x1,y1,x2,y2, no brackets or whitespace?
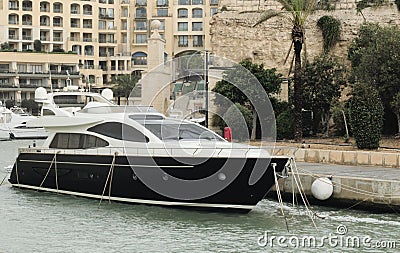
272,163,289,232
99,152,117,207
38,152,59,191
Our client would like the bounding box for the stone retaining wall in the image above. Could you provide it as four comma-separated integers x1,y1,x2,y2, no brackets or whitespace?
270,147,400,168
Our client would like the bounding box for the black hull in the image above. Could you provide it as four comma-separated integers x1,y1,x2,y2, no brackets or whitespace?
9,153,288,213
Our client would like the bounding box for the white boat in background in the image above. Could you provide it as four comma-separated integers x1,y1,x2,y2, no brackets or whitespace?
0,102,47,140
34,86,115,117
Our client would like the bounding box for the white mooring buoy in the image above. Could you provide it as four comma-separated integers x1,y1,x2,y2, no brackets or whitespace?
311,177,334,201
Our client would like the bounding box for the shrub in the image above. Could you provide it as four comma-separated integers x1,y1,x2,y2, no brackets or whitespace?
276,108,295,140
349,84,383,149
223,103,253,140
33,40,42,52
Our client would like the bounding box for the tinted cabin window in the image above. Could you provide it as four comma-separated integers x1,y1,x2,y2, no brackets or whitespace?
88,122,149,142
42,109,55,116
50,133,109,149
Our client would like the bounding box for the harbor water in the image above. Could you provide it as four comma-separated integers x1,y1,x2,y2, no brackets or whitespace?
0,140,398,253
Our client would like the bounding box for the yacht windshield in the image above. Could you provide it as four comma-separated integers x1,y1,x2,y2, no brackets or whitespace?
143,123,224,141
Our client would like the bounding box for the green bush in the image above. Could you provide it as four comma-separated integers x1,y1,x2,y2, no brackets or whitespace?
276,108,295,140
223,103,253,140
34,40,42,52
349,84,383,149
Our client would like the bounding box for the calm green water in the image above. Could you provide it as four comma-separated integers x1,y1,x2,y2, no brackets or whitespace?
0,140,398,253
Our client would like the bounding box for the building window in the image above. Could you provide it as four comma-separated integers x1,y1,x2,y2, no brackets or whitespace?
50,133,109,149
210,7,218,16
210,0,218,5
178,22,188,31
70,4,80,14
88,122,149,143
135,21,147,30
22,1,32,11
136,7,147,18
193,35,203,47
192,22,203,31
178,0,190,5
99,20,106,29
18,64,28,73
178,35,188,47
135,34,147,44
156,0,168,6
136,0,147,6
32,65,43,73
132,52,147,65
178,8,188,18
192,8,202,18
192,0,203,4
157,8,168,17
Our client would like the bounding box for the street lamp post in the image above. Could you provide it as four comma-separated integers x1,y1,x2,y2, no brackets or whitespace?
204,50,209,128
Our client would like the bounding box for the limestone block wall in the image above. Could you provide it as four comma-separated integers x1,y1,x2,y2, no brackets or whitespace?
210,1,400,76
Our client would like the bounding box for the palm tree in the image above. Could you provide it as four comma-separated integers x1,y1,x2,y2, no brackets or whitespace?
112,73,140,105
253,0,316,141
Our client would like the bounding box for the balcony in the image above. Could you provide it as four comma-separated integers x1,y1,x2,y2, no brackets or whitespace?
53,37,63,42
9,6,19,11
40,8,50,12
40,22,50,26
121,0,130,4
53,22,62,27
53,8,62,13
22,21,33,25
84,51,94,56
22,6,32,11
40,36,50,41
8,34,19,40
8,20,18,25
83,24,92,28
83,10,92,15
22,36,32,40
71,23,80,28
83,38,93,42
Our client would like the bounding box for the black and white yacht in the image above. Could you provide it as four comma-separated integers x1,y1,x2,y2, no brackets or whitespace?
9,105,290,213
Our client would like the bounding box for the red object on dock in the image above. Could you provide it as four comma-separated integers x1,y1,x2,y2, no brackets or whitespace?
224,127,232,142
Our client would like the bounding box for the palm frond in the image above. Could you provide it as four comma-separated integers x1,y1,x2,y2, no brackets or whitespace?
252,9,282,27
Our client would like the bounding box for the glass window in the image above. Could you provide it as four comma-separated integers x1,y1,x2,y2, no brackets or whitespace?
210,0,218,5
50,133,109,149
99,20,106,29
32,65,43,73
192,22,203,31
135,34,147,44
136,7,147,18
88,122,149,142
192,8,202,18
178,0,190,4
178,35,188,47
192,0,203,4
178,8,188,18
18,64,28,73
136,21,146,30
210,7,218,16
193,35,203,47
143,123,222,141
178,22,188,31
132,52,147,65
157,8,168,17
156,0,168,6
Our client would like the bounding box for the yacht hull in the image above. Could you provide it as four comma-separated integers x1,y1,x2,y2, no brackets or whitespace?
9,152,288,213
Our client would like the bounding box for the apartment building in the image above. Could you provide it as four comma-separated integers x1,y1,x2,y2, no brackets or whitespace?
0,0,218,102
